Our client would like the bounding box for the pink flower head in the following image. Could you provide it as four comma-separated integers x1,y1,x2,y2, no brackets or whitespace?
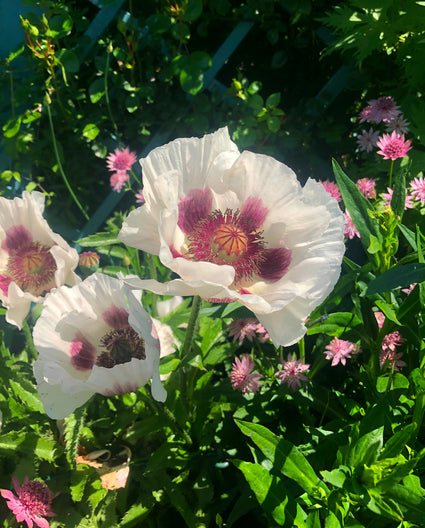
110,172,129,192
320,180,342,202
356,129,380,153
410,176,425,205
324,337,357,366
135,189,145,204
359,105,373,123
1,475,56,528
376,131,412,161
374,311,385,329
106,147,137,173
402,283,417,295
380,331,406,371
367,96,401,123
381,188,414,210
385,115,410,134
228,318,269,344
344,211,360,240
230,354,263,394
356,178,376,199
276,353,309,390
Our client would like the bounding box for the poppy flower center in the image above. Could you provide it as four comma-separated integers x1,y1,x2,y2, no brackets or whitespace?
187,209,265,281
97,327,145,368
7,243,56,295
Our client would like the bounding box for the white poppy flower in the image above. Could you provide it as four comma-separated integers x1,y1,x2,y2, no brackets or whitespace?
33,273,166,419
118,128,345,346
0,191,80,328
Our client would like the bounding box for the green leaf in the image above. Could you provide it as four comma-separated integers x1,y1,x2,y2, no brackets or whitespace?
180,66,203,95
89,78,105,103
374,300,401,325
307,312,362,337
266,92,281,108
64,407,86,469
234,460,292,525
59,49,79,73
77,233,121,247
146,14,171,33
182,0,203,22
9,379,44,413
235,420,328,498
119,503,153,527
332,159,382,249
82,123,99,141
346,427,384,469
267,116,281,133
366,263,425,294
3,116,22,138
391,166,407,218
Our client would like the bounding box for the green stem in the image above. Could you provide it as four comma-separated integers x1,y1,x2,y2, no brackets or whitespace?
46,102,89,220
105,44,118,134
389,159,394,189
22,319,38,361
298,337,305,359
146,254,158,316
180,295,202,358
130,168,142,187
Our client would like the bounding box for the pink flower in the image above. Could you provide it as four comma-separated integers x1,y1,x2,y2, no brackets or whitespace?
228,318,269,344
359,106,373,123
366,96,401,123
324,337,357,366
230,354,263,394
356,129,380,152
344,211,360,240
380,331,406,371
276,354,309,390
410,176,425,205
381,188,414,209
106,147,137,173
376,131,412,161
135,190,145,204
385,115,410,134
374,311,385,329
402,283,417,295
320,180,342,202
356,178,376,198
110,172,129,192
1,475,56,528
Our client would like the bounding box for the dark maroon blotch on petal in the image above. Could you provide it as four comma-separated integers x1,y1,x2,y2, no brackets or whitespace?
177,188,213,234
70,334,96,371
240,197,269,229
102,305,129,329
2,225,33,253
258,247,292,282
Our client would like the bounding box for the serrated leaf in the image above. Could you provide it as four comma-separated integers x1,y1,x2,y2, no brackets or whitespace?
366,263,425,294
119,503,152,527
332,159,382,250
235,420,328,497
64,407,86,469
9,379,44,413
234,460,291,524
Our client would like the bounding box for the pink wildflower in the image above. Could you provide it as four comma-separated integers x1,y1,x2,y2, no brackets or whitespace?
324,337,356,366
344,211,360,240
356,129,380,153
356,178,376,199
276,354,309,390
381,188,414,210
228,318,269,345
359,106,373,123
135,190,145,204
374,311,385,329
320,180,342,202
402,283,417,295
410,176,425,205
376,131,412,161
230,354,263,394
380,331,406,371
367,96,401,123
1,475,56,528
106,147,137,173
110,172,129,192
385,115,410,134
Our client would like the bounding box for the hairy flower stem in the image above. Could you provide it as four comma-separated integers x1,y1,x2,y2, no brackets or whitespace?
180,295,202,358
46,102,89,221
389,160,394,189
22,319,38,361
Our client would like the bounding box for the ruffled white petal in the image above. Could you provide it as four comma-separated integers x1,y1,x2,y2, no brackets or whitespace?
33,273,165,418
